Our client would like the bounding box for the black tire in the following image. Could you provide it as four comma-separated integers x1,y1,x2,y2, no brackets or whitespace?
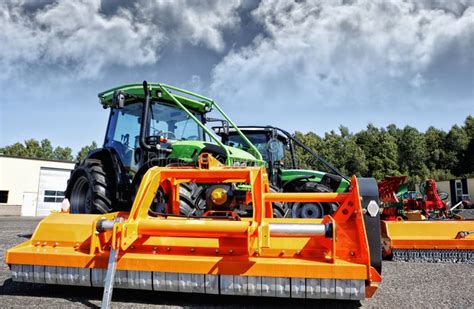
179,182,206,216
270,185,287,218
290,182,337,218
65,159,114,214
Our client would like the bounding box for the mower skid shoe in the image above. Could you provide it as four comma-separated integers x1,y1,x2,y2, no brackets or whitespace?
10,265,367,300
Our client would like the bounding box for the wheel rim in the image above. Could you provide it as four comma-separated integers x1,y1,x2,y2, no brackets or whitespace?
292,202,324,218
70,176,92,214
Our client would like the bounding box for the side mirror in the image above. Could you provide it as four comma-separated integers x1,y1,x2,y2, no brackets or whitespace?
112,91,126,108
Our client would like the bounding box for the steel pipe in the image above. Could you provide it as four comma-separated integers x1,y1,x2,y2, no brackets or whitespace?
264,192,348,203
269,223,332,238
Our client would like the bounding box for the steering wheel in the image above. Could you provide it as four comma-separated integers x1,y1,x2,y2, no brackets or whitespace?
159,131,176,140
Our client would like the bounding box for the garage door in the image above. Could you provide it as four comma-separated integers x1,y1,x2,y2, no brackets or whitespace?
36,168,71,216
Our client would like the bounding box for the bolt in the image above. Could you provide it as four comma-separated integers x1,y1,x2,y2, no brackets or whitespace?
280,250,285,256
42,242,47,246
166,247,171,252
350,251,355,256
190,248,195,253
215,249,219,255
295,250,301,256
254,251,259,257
229,249,234,254
53,242,59,247
35,241,40,246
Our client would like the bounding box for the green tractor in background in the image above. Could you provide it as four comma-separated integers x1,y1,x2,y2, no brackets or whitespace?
214,125,350,218
64,81,263,215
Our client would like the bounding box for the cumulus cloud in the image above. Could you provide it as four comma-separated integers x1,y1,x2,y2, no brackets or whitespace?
0,0,242,80
210,0,474,111
136,0,242,52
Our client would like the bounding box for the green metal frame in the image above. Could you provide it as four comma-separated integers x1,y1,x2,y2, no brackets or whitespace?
157,83,263,164
99,82,263,165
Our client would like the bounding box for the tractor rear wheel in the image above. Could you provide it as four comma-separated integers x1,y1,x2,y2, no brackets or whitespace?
66,159,114,214
290,182,337,218
270,185,287,218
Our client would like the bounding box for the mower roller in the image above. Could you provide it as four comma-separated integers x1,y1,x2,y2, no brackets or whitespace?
6,154,382,306
378,177,474,263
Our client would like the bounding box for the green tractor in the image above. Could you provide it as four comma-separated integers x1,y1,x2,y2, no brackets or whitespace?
214,125,350,218
64,81,263,214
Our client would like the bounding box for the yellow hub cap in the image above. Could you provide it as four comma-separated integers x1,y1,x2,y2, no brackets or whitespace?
211,188,228,206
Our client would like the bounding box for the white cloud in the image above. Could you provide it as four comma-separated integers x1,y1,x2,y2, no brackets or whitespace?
136,0,242,52
210,0,474,111
0,0,242,80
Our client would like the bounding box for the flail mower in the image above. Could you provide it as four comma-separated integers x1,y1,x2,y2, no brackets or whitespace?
5,83,383,307
378,177,474,263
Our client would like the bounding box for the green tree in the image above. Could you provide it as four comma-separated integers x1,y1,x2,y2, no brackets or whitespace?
0,142,27,157
24,139,42,158
424,127,447,171
38,139,54,160
443,124,469,175
322,127,368,176
76,141,98,161
398,126,428,177
459,115,474,176
355,124,399,179
53,146,73,161
294,131,324,170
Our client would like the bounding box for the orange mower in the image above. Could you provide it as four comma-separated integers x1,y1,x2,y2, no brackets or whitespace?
6,154,383,307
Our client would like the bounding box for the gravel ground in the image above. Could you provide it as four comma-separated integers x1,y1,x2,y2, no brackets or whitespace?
1,216,473,308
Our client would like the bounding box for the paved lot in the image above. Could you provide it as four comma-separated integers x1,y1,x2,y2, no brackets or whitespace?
1,217,473,308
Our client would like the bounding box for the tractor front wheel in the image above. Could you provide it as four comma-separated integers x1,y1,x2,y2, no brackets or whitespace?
66,159,114,214
290,182,337,218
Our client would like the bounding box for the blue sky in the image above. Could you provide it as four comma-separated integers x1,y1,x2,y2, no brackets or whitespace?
0,0,473,153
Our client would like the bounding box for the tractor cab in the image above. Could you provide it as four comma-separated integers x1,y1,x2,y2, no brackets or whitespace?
214,125,348,190
103,93,205,174
215,126,290,176
215,125,350,218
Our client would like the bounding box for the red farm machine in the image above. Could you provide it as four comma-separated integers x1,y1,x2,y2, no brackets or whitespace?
378,176,474,263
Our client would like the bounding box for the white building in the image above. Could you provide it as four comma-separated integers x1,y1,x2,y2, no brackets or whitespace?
436,178,474,206
0,155,75,216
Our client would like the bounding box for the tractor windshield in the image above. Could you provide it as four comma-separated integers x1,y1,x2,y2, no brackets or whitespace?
227,133,285,162
149,102,204,141
106,101,204,171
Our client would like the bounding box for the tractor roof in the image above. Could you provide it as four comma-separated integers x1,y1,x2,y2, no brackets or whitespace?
98,83,213,113
214,125,289,141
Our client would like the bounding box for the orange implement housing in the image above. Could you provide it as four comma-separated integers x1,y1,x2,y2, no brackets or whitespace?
6,159,382,300
381,220,474,262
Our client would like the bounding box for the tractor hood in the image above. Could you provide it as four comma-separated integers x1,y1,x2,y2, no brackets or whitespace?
168,140,261,165
281,169,350,192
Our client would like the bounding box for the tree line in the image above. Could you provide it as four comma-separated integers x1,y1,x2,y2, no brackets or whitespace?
0,140,97,162
1,115,472,186
294,115,473,186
